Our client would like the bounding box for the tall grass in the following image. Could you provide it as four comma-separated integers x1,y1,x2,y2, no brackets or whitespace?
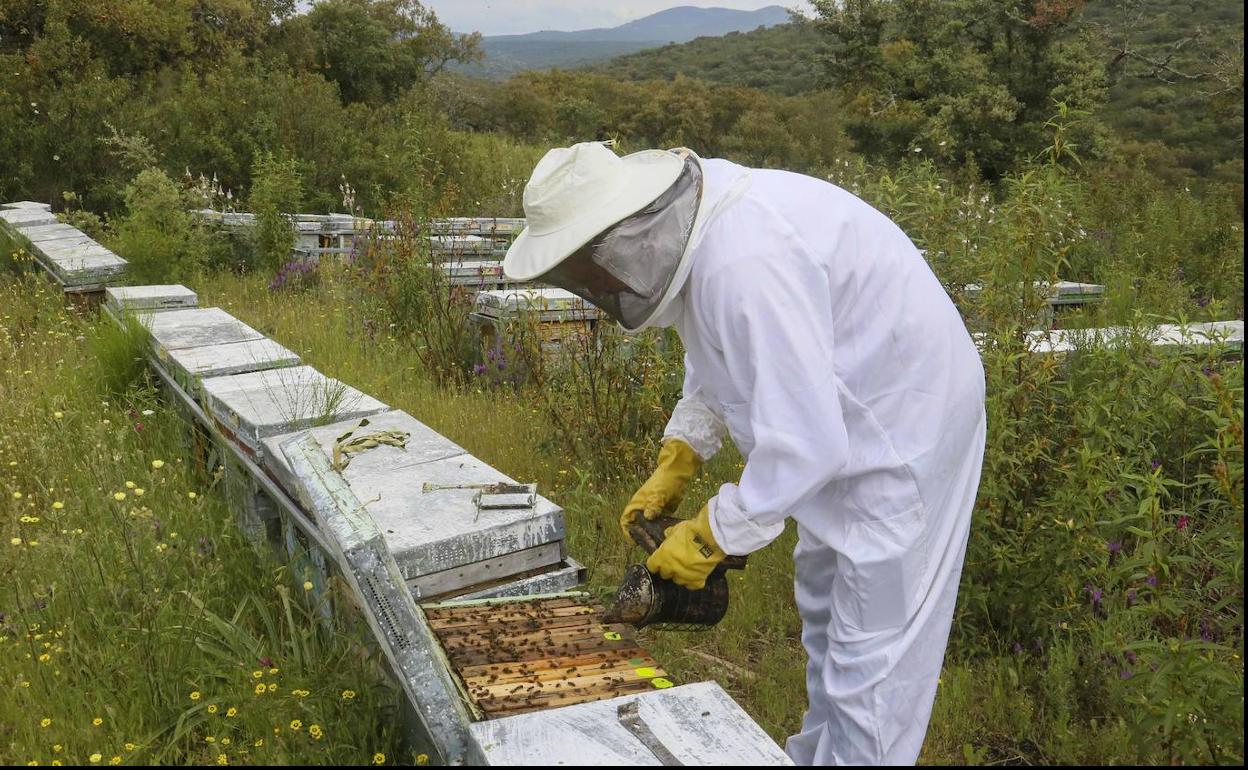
0,273,409,766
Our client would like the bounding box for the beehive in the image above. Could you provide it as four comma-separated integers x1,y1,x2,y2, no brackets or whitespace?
105,285,199,314
201,366,388,458
426,595,670,719
261,410,574,600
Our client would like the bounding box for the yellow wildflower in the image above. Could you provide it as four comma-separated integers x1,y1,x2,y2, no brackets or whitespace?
113,492,125,501
134,489,144,497
253,684,265,695
151,460,164,469
207,704,218,714
92,717,103,726
416,755,429,766
190,691,201,701
267,668,278,675
109,757,121,765
252,670,263,679
309,724,323,740
302,581,313,591
53,411,63,419
40,718,51,728
289,720,302,730
89,754,102,764
253,739,263,748
341,690,356,700
188,492,197,499
205,737,215,744
52,502,63,510
226,707,237,718
123,744,134,752
124,481,135,489
220,738,230,746
267,683,277,693
10,538,21,546
216,754,227,766
52,746,61,753
372,752,385,765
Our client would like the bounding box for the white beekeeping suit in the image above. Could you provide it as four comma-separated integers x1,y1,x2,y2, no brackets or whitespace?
505,143,986,765
662,158,986,765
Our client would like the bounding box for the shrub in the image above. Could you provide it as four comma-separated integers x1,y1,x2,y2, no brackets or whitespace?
107,168,211,285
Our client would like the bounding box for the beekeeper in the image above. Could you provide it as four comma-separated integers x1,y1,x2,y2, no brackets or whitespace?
503,142,986,766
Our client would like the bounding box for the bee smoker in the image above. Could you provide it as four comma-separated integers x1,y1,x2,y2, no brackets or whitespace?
602,515,747,630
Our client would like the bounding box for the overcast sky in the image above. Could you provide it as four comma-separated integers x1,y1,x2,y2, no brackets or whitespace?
420,1,814,37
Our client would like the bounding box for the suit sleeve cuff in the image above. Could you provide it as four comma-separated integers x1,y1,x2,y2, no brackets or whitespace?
708,483,786,556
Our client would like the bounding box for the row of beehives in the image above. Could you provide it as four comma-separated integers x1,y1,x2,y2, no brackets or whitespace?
193,208,526,265
7,200,796,765
0,202,128,290
100,286,587,604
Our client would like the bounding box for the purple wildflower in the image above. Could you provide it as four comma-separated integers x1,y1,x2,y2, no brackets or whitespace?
1146,575,1158,586
1151,459,1162,471
1124,650,1137,664
1177,515,1190,531
1126,589,1137,606
1200,620,1213,642
1012,642,1023,654
1119,670,1133,680
1108,540,1122,553
472,363,486,376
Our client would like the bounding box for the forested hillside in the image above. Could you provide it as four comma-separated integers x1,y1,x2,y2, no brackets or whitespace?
589,1,1244,181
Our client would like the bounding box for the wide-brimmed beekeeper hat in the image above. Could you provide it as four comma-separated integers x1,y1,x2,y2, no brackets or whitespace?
504,141,701,330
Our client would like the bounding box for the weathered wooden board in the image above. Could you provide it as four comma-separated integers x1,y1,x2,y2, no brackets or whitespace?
453,557,586,602
15,223,89,245
260,409,566,599
36,245,128,286
260,409,465,491
201,365,388,457
1022,320,1244,355
141,307,265,353
105,285,199,313
0,207,57,229
160,337,301,400
412,542,564,601
335,452,562,584
280,433,485,765
468,681,793,765
474,287,600,322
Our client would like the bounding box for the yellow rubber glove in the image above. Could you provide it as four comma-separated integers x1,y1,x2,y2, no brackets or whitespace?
620,438,702,538
646,504,726,590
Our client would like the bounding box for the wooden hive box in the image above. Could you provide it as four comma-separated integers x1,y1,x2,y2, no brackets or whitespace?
468,680,793,765
161,338,302,402
261,410,579,601
35,242,128,288
0,206,58,231
141,307,265,355
200,365,388,459
105,285,199,314
14,223,93,248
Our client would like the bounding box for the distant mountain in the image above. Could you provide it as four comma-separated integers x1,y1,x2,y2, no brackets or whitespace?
452,5,794,80
587,21,825,96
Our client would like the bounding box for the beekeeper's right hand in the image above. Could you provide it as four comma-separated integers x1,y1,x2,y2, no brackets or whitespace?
620,438,702,538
